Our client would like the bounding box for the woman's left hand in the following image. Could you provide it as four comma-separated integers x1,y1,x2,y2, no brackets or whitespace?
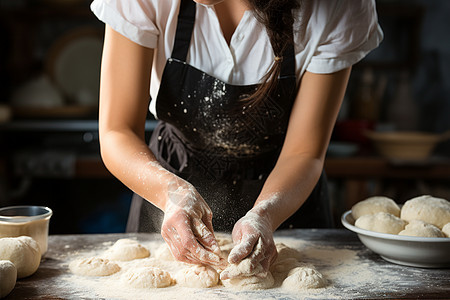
221,210,277,280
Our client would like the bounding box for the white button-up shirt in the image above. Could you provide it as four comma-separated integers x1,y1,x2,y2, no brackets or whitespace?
91,0,383,118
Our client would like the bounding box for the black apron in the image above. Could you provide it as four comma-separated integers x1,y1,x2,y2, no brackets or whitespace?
126,0,333,233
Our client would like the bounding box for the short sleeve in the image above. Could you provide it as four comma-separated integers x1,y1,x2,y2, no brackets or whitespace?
90,0,159,48
306,0,383,74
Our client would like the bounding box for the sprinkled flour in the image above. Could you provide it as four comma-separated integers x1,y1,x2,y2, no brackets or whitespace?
49,232,411,300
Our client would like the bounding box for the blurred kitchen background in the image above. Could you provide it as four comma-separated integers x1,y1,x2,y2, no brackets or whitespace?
0,0,449,234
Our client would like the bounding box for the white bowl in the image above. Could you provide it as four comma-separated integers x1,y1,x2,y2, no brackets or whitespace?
365,130,450,161
341,210,450,268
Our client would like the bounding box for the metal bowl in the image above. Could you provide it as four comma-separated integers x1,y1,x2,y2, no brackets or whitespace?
0,206,53,255
341,210,450,268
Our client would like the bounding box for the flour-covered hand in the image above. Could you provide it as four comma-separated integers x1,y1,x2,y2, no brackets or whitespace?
161,179,223,266
221,210,277,279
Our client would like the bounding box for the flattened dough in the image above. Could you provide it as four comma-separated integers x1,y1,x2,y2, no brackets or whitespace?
69,257,120,276
122,266,173,288
281,265,327,291
270,243,304,283
276,242,302,261
103,239,150,261
154,243,175,261
222,271,275,290
175,265,219,288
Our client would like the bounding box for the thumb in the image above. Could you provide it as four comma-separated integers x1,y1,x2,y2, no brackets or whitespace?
228,234,258,264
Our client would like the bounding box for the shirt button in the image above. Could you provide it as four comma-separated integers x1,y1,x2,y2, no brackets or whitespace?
236,33,244,41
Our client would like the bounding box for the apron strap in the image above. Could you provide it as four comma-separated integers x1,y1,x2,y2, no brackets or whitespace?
171,0,196,61
280,43,296,79
172,0,296,80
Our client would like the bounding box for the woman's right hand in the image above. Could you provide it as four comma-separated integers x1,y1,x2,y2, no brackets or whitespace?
161,180,224,266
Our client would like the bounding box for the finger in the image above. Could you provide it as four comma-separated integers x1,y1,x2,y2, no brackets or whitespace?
162,228,200,264
259,255,272,274
163,235,195,264
220,269,231,280
228,233,258,264
269,247,278,266
184,251,205,265
202,211,221,255
176,219,222,266
248,237,265,263
193,219,220,255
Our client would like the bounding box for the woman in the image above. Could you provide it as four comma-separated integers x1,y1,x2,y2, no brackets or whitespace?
91,0,382,277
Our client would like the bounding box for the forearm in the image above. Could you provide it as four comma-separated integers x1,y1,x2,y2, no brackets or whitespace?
252,154,324,231
100,128,179,212
251,69,351,231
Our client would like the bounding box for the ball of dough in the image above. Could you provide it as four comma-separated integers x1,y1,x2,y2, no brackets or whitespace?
69,257,120,276
0,236,41,278
281,265,327,290
355,212,406,234
216,236,233,247
0,260,17,298
121,267,173,288
154,243,175,261
217,237,234,260
352,196,400,220
220,237,274,290
103,239,150,261
442,223,450,237
400,195,450,229
275,243,302,261
221,271,275,290
222,257,260,277
270,257,303,277
175,265,219,288
398,220,445,238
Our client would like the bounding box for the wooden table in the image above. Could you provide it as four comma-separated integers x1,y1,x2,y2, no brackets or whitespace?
5,229,449,299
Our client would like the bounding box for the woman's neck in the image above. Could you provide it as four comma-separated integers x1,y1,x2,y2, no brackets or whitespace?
214,0,250,45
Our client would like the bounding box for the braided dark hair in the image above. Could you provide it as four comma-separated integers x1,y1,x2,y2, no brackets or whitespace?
244,0,300,107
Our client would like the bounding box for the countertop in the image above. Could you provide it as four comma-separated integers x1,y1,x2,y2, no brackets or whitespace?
5,229,450,299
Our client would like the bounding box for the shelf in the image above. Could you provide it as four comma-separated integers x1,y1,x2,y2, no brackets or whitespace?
0,119,158,132
325,156,450,179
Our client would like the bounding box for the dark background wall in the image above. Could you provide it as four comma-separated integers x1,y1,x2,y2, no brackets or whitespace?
0,0,449,234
